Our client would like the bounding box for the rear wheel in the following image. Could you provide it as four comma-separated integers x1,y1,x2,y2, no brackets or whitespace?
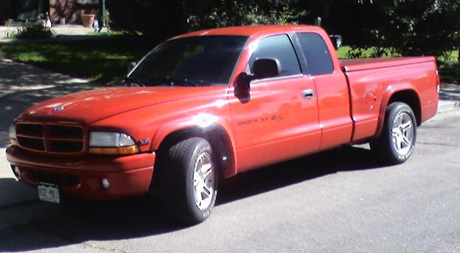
371,102,417,165
159,137,217,225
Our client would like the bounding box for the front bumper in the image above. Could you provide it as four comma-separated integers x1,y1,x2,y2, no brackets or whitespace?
6,145,155,201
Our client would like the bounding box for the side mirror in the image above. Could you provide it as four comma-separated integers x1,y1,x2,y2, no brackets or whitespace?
253,58,281,79
127,62,137,74
235,72,253,100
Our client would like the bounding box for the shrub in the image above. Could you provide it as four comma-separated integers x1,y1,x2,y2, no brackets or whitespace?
15,23,54,40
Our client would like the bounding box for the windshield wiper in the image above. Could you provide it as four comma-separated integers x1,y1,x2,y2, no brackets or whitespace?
122,76,145,87
162,77,199,87
123,77,200,87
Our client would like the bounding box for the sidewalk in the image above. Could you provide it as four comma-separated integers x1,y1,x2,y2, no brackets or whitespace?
439,83,460,112
0,25,108,39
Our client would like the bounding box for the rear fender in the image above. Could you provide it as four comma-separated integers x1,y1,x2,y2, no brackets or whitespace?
375,84,421,137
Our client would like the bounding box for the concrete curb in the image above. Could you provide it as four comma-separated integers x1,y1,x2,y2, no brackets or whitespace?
438,100,460,113
438,83,460,113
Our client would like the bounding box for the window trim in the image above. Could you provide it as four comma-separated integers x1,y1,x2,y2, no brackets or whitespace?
250,73,305,85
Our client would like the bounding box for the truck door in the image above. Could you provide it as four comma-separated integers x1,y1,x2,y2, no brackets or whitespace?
229,34,321,172
295,32,353,150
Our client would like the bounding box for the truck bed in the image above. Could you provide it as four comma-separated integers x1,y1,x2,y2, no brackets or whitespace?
340,57,436,72
339,56,439,142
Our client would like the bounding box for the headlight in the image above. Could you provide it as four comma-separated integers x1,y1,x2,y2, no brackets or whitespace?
90,132,136,147
9,124,17,145
89,132,139,155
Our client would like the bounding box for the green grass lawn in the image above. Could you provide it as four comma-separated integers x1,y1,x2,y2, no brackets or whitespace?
0,38,458,85
0,35,159,84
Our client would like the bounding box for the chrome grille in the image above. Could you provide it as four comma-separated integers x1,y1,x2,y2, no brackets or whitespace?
16,123,84,154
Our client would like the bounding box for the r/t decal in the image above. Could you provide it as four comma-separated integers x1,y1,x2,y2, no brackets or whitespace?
236,114,285,127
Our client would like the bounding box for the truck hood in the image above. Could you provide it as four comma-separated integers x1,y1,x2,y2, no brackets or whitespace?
19,87,224,124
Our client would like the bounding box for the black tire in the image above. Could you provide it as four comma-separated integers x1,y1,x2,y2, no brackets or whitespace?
370,102,417,165
159,137,218,225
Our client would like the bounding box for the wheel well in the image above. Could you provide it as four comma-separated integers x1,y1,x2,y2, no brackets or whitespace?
388,90,421,126
151,126,234,189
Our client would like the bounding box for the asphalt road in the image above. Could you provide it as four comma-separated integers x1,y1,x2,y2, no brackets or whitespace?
0,109,459,252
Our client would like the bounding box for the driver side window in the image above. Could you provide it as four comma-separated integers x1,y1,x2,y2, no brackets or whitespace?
248,35,301,77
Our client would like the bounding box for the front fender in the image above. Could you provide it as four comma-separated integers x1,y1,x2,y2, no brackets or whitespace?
150,114,230,149
150,114,238,177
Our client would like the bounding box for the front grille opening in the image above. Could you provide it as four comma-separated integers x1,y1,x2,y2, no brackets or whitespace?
15,122,85,154
49,140,83,153
49,125,83,140
24,168,80,188
63,175,80,188
17,136,45,151
17,124,43,137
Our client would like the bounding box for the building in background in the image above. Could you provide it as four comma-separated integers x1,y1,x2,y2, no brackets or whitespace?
0,0,100,26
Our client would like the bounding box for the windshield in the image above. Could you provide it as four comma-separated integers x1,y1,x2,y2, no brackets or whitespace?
127,35,248,87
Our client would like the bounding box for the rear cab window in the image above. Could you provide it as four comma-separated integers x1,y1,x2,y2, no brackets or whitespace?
297,33,334,76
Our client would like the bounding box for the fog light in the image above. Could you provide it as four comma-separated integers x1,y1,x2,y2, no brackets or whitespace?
102,178,110,190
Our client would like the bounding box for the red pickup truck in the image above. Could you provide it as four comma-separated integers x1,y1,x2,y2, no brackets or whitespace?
6,25,439,224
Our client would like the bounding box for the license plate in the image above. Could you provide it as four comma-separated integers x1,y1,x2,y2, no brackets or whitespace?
37,182,60,204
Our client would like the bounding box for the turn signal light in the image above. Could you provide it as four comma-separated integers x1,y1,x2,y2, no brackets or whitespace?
89,145,139,155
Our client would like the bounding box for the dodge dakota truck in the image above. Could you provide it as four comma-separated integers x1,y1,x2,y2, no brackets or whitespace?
6,25,439,224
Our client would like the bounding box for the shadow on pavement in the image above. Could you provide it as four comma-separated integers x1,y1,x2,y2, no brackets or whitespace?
218,145,380,205
0,58,97,148
0,145,383,252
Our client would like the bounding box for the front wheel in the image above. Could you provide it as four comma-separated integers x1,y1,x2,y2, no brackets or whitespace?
370,102,417,165
159,137,218,225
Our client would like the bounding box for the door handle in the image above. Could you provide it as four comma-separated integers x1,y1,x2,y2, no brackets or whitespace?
302,89,315,99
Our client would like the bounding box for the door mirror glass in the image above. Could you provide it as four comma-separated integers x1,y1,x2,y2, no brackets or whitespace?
252,58,281,79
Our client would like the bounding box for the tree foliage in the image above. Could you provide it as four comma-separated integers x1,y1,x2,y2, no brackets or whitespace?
107,0,306,40
324,0,460,58
187,0,308,29
385,0,460,58
106,0,460,59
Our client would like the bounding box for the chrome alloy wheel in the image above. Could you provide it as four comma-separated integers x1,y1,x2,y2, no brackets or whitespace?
391,112,415,156
193,152,215,211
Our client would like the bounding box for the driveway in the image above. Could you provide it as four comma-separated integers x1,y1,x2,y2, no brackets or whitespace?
0,57,96,147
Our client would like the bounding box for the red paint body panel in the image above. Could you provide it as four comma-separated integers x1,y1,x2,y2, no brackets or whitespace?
6,25,439,201
313,72,353,150
229,75,321,172
6,145,155,200
341,56,439,141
